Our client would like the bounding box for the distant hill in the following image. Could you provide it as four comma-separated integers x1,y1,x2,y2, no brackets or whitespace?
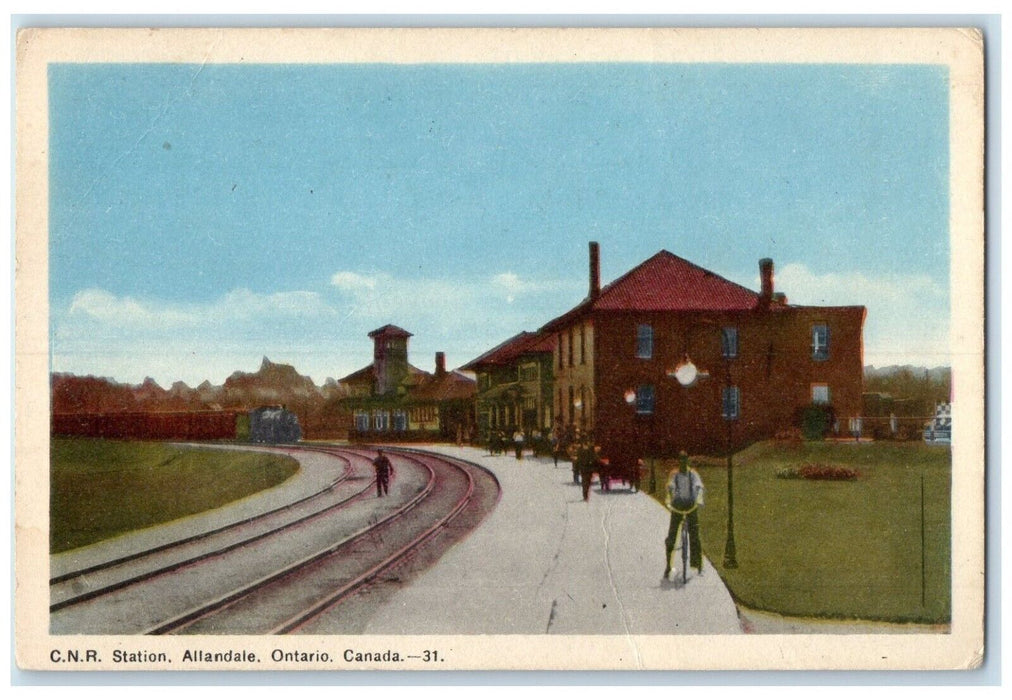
221,356,323,407
51,358,356,439
51,357,348,418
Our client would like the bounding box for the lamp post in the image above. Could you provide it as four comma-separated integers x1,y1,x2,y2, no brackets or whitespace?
671,352,738,569
625,388,655,491
722,360,739,569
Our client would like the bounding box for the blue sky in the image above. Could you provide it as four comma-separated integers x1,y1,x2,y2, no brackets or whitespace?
49,62,950,386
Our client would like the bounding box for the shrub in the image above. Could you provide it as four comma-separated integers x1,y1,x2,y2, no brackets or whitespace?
796,403,836,441
799,463,859,480
776,463,859,481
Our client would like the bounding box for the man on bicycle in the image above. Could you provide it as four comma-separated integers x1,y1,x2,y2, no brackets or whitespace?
664,450,705,579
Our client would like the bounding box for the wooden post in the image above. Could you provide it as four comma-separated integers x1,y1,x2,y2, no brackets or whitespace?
920,473,926,608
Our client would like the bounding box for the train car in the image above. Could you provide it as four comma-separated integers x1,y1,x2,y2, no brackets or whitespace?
248,406,302,444
51,410,239,440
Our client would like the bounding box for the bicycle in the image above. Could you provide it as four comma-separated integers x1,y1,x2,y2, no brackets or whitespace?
665,501,699,585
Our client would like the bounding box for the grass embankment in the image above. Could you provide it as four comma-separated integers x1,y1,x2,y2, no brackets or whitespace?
650,441,951,624
51,439,299,553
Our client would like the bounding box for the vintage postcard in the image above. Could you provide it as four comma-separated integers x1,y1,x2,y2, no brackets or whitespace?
14,27,984,672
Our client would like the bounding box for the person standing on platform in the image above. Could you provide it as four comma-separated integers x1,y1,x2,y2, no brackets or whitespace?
372,449,393,497
578,442,602,501
571,434,583,484
513,427,525,460
530,428,543,457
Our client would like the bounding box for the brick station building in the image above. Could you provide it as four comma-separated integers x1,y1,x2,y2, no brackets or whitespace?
461,330,556,439
539,243,866,457
338,324,476,441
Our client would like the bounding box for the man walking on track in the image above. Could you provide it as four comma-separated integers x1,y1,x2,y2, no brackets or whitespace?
664,451,705,579
372,449,393,497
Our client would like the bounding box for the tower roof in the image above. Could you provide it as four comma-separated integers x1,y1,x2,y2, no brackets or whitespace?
368,324,413,339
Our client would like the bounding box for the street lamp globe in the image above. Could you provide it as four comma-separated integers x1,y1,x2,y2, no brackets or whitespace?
671,358,699,387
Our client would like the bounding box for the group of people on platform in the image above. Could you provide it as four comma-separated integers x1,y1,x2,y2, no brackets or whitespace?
484,424,645,496
485,427,557,460
377,425,706,582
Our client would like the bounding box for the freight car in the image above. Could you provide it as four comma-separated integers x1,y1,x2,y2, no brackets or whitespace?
51,410,240,441
52,406,302,444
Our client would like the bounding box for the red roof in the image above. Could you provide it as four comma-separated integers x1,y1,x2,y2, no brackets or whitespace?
461,331,555,370
411,371,477,402
338,362,429,385
541,251,761,332
596,251,759,311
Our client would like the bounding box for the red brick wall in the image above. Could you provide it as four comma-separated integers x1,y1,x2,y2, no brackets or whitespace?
591,305,865,458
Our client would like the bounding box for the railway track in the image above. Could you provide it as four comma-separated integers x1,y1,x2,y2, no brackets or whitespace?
49,445,500,635
50,445,370,611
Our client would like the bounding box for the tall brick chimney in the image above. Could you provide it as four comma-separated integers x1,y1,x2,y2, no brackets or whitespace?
435,351,446,377
759,258,774,303
589,241,601,300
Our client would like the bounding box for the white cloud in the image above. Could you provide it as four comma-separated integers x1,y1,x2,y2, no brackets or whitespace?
330,271,378,291
67,287,336,329
770,263,950,367
53,271,586,386
329,269,581,327
69,289,192,327
54,287,348,385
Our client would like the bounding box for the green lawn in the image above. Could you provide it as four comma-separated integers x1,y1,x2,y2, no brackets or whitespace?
649,440,951,624
50,438,299,553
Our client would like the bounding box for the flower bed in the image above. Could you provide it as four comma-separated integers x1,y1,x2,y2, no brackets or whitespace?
776,463,859,481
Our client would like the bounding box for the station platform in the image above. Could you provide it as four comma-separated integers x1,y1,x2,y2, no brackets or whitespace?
364,444,744,636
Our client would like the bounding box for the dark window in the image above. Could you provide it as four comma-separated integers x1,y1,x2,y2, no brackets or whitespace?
557,333,563,369
568,385,575,420
636,384,655,414
393,410,407,431
580,325,586,365
722,386,740,420
636,324,653,359
721,327,739,359
354,411,369,432
568,328,574,367
812,324,830,360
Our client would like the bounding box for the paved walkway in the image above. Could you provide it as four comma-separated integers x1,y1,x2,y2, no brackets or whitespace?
364,445,743,636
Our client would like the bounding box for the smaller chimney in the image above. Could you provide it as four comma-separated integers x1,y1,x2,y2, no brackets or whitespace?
759,258,774,302
435,351,446,377
589,241,601,300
